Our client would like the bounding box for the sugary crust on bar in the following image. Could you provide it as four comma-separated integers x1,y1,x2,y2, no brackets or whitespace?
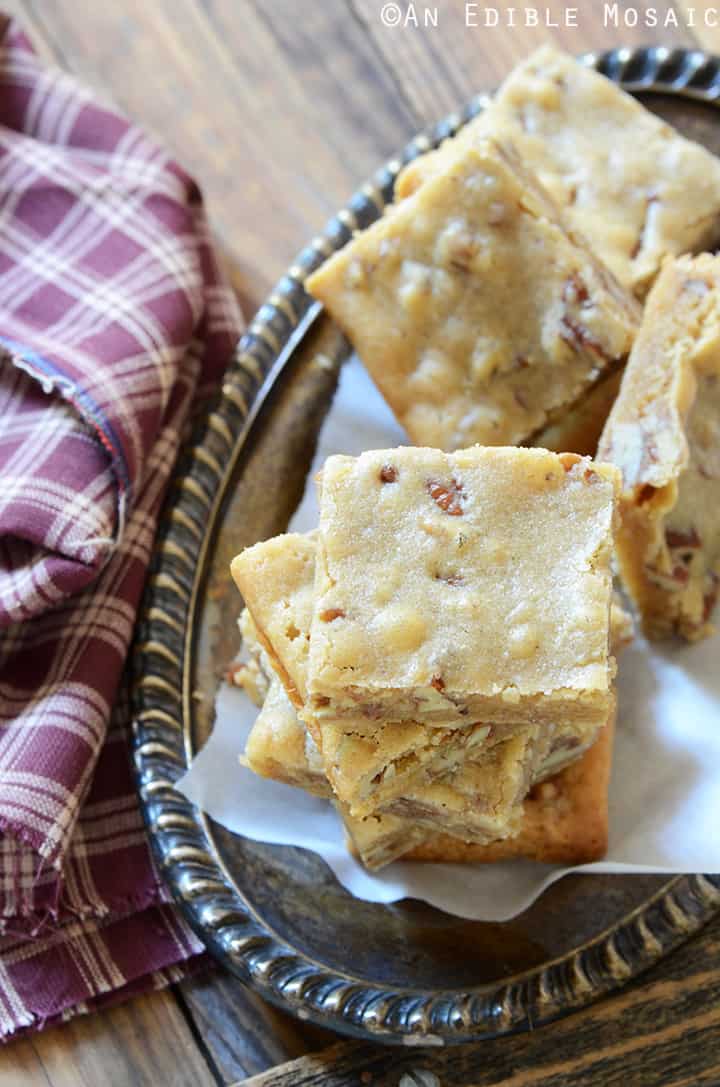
309,446,619,729
406,713,614,865
598,254,720,640
307,136,639,451
396,46,720,297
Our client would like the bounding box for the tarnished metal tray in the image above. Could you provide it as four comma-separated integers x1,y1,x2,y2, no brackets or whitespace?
131,47,720,1045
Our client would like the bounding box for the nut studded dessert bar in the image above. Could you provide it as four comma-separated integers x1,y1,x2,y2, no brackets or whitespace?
308,446,619,733
231,534,317,709
306,137,639,451
396,46,720,298
239,661,612,866
242,679,429,868
407,713,615,866
599,254,720,641
242,677,332,798
232,532,522,816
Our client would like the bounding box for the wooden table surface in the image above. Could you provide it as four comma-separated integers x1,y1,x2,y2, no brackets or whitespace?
2,1,720,1083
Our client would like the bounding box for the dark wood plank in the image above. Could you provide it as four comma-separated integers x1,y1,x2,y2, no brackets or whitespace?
175,970,335,1085
24,0,418,313
351,0,698,124
0,989,216,1087
239,915,720,1087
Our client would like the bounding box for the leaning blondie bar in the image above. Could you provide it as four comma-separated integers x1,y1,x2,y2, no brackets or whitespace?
397,47,720,297
242,680,428,868
306,137,639,450
407,713,615,866
242,678,331,798
243,661,547,858
232,532,506,816
309,446,619,732
241,667,609,865
599,254,720,640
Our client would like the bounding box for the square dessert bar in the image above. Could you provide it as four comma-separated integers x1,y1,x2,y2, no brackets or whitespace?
407,713,615,866
396,46,720,298
306,136,639,451
385,729,548,843
232,532,525,817
599,254,720,641
241,669,613,867
308,446,619,732
242,680,428,868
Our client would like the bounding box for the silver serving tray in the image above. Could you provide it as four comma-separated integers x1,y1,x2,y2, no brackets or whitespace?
131,47,720,1046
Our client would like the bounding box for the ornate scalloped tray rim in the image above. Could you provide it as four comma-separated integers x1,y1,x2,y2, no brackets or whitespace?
131,46,720,1046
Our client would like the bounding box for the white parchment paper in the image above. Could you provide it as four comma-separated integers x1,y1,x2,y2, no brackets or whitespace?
178,357,720,922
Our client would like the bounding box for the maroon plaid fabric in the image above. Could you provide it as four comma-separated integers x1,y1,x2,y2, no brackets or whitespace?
0,16,243,1035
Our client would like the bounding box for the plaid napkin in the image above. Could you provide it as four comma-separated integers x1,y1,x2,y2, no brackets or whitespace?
0,16,243,1036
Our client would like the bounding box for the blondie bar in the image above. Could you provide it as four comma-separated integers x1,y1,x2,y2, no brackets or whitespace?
309,446,619,732
241,670,608,864
407,713,614,866
232,532,507,816
306,137,639,450
231,534,317,708
599,254,720,640
242,680,428,868
242,677,331,798
397,47,720,297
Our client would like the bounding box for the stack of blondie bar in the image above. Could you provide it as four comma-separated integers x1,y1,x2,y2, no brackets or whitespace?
232,445,620,869
305,46,720,645
229,46,720,872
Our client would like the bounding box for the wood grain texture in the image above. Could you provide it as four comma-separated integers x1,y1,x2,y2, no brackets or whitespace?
176,933,336,1083
240,915,720,1087
24,0,417,313
0,989,215,1087
351,0,696,123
